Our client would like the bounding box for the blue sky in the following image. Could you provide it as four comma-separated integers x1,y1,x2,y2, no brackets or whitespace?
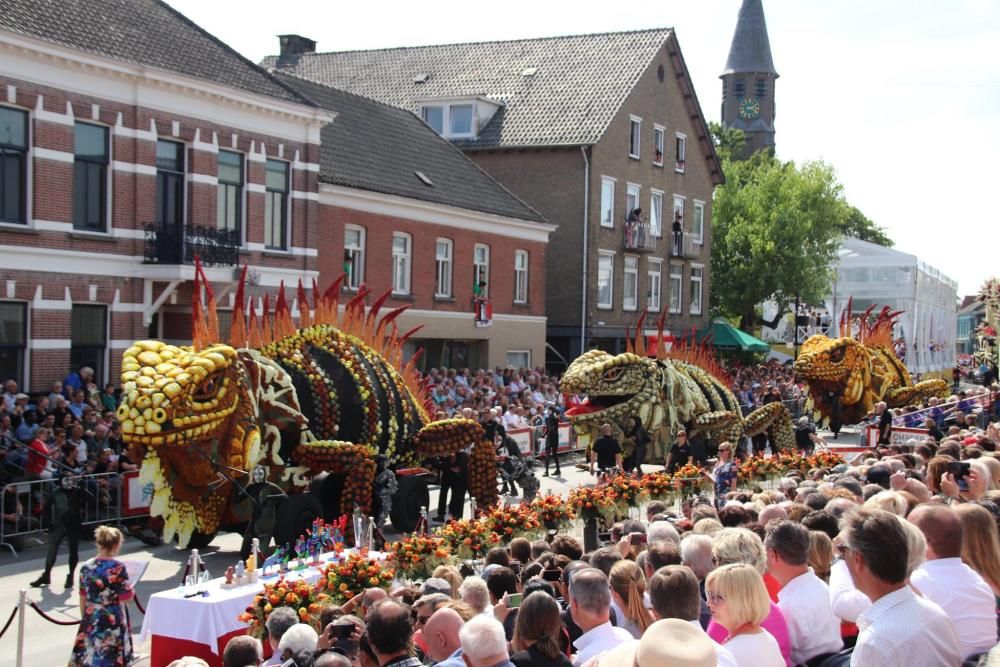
166,0,999,296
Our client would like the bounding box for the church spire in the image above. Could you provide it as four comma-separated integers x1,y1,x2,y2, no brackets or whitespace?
723,0,778,76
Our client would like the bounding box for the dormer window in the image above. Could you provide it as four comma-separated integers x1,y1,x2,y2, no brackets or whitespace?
449,104,473,136
422,106,444,134
419,98,499,140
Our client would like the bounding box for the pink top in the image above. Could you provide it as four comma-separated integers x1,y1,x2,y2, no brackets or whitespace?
707,600,792,667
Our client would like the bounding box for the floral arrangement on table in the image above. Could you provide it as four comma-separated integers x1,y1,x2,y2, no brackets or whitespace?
529,494,577,530
567,486,618,523
808,450,846,469
737,456,783,482
774,452,812,476
385,534,454,581
321,553,395,605
605,473,649,511
435,518,502,560
672,463,709,495
483,504,543,542
641,471,675,501
239,577,332,638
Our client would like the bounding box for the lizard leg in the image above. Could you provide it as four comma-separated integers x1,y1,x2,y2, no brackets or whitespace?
742,402,795,453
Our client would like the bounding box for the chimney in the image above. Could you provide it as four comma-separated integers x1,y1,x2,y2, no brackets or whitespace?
277,34,317,65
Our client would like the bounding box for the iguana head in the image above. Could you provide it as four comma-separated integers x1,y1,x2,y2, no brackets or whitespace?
794,335,871,405
560,350,659,428
119,340,251,545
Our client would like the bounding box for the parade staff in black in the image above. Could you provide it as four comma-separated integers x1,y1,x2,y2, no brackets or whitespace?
543,406,561,477
589,423,622,476
31,473,91,588
622,416,651,478
664,429,693,474
876,401,893,446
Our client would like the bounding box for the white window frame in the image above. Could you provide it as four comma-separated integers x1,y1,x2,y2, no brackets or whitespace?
420,103,477,139
623,255,639,312
344,224,366,290
669,263,683,314
513,249,529,304
217,149,247,246
506,350,531,369
648,258,662,312
473,243,490,298
435,237,453,298
391,232,412,295
628,115,642,160
650,190,664,237
597,251,615,310
626,183,641,219
448,103,475,138
264,157,291,251
690,263,704,315
653,124,665,167
600,176,615,228
675,132,687,173
421,105,445,134
693,200,705,245
673,194,686,231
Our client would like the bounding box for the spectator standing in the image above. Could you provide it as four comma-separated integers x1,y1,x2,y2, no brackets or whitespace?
567,568,631,666
276,624,318,667
709,443,738,509
908,505,997,659
1,379,17,412
705,564,783,667
63,366,94,400
608,560,652,638
510,592,572,667
423,608,465,667
223,636,262,667
69,526,133,666
366,599,420,667
460,616,514,667
261,607,299,666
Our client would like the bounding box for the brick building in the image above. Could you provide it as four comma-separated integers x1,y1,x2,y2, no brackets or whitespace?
0,0,330,390
265,28,724,368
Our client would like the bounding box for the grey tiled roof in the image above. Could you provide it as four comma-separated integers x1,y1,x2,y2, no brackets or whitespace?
263,29,673,149
0,0,310,105
274,73,546,224
722,0,778,76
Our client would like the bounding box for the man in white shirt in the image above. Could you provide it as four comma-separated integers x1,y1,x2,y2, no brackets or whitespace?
568,568,632,667
765,520,842,665
909,505,997,659
839,507,960,666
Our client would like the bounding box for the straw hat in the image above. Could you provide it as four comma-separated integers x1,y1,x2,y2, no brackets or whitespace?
598,619,716,667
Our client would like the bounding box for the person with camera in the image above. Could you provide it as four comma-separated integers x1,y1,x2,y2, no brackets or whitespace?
31,463,92,588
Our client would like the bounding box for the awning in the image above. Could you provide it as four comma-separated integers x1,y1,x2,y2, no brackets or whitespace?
696,320,770,352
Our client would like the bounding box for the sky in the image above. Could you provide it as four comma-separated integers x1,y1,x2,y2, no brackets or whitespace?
166,0,1000,297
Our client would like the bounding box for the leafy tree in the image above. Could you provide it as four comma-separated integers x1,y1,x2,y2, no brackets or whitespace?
840,206,894,247
710,152,850,331
708,121,746,163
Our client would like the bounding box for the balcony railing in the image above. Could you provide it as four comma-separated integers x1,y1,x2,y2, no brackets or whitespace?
623,219,657,252
669,230,702,258
144,224,240,267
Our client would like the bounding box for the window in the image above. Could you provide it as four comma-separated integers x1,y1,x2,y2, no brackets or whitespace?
673,195,685,230
597,252,614,309
628,116,641,159
435,238,453,298
0,107,28,224
653,125,665,166
600,177,615,228
623,255,638,311
734,79,745,98
506,350,530,369
626,183,640,219
693,200,705,245
648,259,662,311
71,304,107,386
0,302,27,386
449,104,474,136
473,244,490,297
155,140,184,229
755,79,767,98
217,150,243,236
690,265,703,315
344,225,365,289
392,233,412,295
264,159,289,250
669,264,683,314
650,191,663,237
514,250,529,304
421,106,444,134
73,122,109,232
675,133,687,171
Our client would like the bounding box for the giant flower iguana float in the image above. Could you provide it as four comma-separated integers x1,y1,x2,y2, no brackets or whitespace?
560,313,795,456
793,301,949,428
118,262,496,548
975,278,999,370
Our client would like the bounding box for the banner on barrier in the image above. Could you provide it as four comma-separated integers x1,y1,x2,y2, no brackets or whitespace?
864,425,929,449
507,424,574,458
123,470,152,516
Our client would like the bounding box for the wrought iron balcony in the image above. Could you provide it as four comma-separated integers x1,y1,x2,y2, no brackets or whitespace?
143,224,240,267
623,219,657,252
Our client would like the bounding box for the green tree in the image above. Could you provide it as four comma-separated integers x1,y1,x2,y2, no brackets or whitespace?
839,206,894,247
710,152,850,331
708,121,746,163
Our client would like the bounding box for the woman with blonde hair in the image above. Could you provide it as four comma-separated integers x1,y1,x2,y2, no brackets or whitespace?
608,560,652,638
705,563,783,667
71,525,132,666
808,531,833,582
432,565,463,599
954,504,1000,597
864,490,908,516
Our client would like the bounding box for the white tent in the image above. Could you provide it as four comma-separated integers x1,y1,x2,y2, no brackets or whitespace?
826,238,957,374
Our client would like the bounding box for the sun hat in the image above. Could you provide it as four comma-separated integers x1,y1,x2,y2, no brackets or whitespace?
598,619,716,667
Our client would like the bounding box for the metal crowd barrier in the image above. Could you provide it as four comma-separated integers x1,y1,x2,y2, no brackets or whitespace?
0,471,125,556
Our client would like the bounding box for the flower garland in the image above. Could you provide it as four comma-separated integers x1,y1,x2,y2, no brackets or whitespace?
385,535,454,581
321,553,395,605
468,439,500,510
239,577,332,639
529,494,577,530
483,504,542,542
435,518,502,560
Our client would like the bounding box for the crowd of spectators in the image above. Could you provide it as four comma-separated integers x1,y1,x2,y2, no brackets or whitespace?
421,367,567,428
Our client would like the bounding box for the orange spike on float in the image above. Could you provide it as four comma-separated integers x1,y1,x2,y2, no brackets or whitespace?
366,290,392,335
247,300,262,349
655,309,669,360
197,260,220,346
625,325,633,353
261,294,272,345
228,265,249,348
191,258,206,350
297,279,311,329
375,306,408,342
273,283,295,340
634,310,647,357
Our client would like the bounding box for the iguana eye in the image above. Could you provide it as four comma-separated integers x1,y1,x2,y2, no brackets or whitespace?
829,347,846,363
193,371,223,401
602,367,625,382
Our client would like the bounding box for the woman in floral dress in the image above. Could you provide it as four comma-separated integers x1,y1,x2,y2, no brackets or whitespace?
709,442,739,509
71,525,133,666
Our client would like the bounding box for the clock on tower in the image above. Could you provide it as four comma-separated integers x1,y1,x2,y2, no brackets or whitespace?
738,97,761,120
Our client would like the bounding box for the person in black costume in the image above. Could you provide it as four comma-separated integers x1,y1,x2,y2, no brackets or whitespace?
30,474,91,588
240,465,286,560
436,450,469,521
543,408,561,477
622,416,650,478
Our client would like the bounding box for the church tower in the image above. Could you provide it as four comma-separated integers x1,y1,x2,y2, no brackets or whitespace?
720,0,778,158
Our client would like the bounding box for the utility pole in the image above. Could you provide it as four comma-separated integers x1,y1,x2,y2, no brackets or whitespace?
794,293,801,360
